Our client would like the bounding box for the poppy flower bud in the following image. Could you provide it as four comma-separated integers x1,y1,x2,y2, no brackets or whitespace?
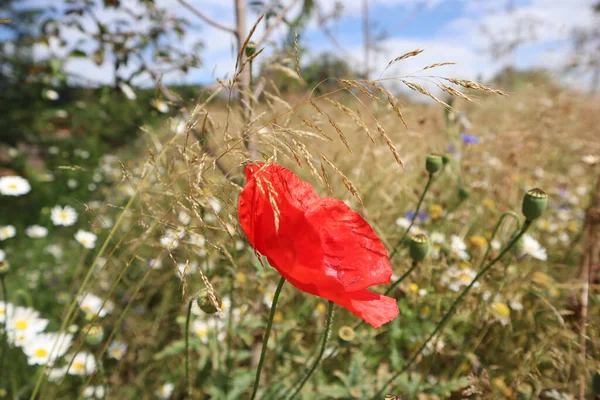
84,324,104,346
522,188,548,221
425,154,443,174
409,234,430,262
196,288,222,315
338,325,356,344
458,187,470,201
245,42,257,58
441,154,451,165
0,260,9,276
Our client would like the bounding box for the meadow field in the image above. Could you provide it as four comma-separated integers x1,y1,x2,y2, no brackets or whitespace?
2,4,600,394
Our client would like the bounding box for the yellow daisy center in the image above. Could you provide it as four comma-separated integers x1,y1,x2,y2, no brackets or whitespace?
15,320,28,330
73,362,85,371
35,348,48,358
8,184,17,190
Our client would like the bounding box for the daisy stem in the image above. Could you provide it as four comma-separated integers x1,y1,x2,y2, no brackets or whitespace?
373,219,532,399
0,276,8,389
250,276,286,400
477,211,521,270
389,173,434,260
185,298,194,398
287,301,334,400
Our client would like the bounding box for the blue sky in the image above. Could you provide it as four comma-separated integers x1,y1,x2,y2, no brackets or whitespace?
13,0,599,88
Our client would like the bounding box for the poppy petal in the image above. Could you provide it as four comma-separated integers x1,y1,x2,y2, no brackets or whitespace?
306,198,392,291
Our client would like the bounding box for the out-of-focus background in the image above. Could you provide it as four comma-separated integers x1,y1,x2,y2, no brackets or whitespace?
1,1,600,399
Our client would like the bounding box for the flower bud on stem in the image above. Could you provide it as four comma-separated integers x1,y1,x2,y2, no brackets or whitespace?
373,218,533,399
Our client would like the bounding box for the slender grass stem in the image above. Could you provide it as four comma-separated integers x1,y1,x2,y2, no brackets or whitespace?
185,298,194,398
372,219,532,399
389,174,434,260
250,276,286,400
288,301,334,400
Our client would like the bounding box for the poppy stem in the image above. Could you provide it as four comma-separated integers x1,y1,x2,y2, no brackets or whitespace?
477,211,521,270
385,259,419,296
389,173,434,260
184,298,194,398
373,219,532,399
287,301,335,400
250,276,286,400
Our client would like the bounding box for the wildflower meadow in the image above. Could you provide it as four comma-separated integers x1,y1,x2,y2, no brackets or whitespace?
2,1,600,399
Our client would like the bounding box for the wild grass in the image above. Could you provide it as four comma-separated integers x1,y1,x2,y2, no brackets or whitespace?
1,50,600,400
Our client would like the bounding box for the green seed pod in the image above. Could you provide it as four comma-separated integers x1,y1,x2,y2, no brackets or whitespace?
196,288,222,315
0,261,10,276
409,234,430,262
84,324,104,346
441,154,451,165
338,325,356,343
458,187,470,201
522,188,548,221
245,42,257,58
425,154,443,174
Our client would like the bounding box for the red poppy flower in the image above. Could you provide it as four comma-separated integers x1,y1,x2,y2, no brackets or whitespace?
238,163,399,328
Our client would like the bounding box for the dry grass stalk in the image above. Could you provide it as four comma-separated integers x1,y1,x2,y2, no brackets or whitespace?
385,49,424,68
400,79,449,108
422,61,456,70
294,32,304,84
320,161,333,195
270,64,303,83
367,82,408,129
262,91,293,110
320,154,363,206
325,98,376,143
310,100,352,152
235,13,264,70
375,122,405,170
338,79,381,101
443,78,507,96
437,84,472,102
299,116,331,140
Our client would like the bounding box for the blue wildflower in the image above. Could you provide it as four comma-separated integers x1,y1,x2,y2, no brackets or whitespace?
461,133,480,144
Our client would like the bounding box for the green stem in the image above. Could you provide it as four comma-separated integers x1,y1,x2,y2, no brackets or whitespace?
288,301,335,400
0,276,8,390
185,298,194,398
250,276,286,400
385,260,419,296
389,174,434,260
373,219,532,399
477,211,521,270
224,276,235,396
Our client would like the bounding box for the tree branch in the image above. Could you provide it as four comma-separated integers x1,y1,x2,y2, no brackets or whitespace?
254,0,302,47
177,0,236,34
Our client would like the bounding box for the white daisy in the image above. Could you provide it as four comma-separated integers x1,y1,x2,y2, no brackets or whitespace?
46,366,68,382
0,176,31,196
83,385,106,399
78,293,114,318
170,117,186,135
190,318,226,344
22,332,73,366
26,225,48,239
0,301,12,324
50,205,78,226
152,99,169,113
107,340,127,360
176,261,198,280
67,352,96,376
178,211,191,225
155,383,175,399
0,225,16,241
119,82,137,100
450,235,470,260
430,232,445,244
160,229,184,250
0,249,5,262
521,234,547,261
582,154,599,165
45,244,63,258
395,217,411,229
5,306,49,346
207,198,222,213
67,178,78,189
44,89,59,100
75,230,97,249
